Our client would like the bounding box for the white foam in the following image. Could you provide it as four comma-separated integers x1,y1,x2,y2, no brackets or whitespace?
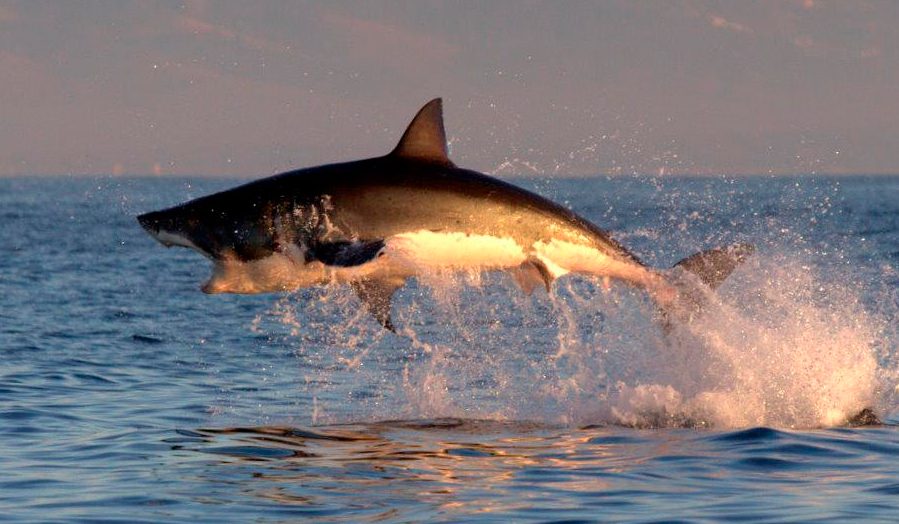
284,251,892,429
203,253,328,294
572,255,886,428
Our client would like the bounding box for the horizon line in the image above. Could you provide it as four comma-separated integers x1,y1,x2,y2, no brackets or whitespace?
3,171,899,179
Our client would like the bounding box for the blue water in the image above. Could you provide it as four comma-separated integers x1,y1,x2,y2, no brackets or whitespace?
1,174,897,522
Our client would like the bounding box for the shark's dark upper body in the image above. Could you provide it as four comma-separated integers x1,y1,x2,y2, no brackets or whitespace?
138,99,640,267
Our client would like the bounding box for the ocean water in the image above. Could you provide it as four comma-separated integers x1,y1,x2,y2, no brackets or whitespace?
1,174,897,522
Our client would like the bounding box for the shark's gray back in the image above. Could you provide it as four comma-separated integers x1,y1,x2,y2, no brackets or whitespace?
194,154,644,266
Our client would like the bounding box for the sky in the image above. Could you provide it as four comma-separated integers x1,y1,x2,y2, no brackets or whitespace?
2,0,899,177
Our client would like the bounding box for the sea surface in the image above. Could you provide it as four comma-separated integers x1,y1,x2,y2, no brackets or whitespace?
1,174,898,522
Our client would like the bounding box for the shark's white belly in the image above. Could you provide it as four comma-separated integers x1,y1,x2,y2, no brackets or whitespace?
201,229,656,294
385,230,527,270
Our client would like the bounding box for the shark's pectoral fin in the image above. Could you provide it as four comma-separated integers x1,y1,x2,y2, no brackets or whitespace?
311,240,386,267
510,258,554,295
351,277,405,332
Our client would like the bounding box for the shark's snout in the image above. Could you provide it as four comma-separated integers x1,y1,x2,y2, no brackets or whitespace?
137,212,160,236
137,210,185,248
137,209,208,253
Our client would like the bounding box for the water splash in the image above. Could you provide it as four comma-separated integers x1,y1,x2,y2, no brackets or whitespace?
240,172,897,430
597,254,889,429
246,243,895,430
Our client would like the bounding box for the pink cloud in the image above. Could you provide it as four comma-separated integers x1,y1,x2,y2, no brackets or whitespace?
321,8,459,70
792,35,816,49
176,14,234,38
707,13,753,34
0,4,17,23
0,49,55,91
173,12,292,54
860,46,881,59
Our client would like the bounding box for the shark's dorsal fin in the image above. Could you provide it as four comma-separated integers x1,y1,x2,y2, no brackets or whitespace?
390,98,453,165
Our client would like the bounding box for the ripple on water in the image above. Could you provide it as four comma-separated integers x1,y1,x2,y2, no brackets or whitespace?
732,456,804,471
769,442,857,459
130,334,165,344
713,427,787,443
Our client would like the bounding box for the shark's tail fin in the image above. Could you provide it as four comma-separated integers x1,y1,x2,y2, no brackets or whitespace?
673,243,755,290
658,243,755,324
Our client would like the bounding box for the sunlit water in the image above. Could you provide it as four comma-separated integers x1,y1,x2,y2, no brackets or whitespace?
1,175,897,522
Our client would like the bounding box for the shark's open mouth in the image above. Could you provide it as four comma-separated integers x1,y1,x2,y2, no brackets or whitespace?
155,230,202,250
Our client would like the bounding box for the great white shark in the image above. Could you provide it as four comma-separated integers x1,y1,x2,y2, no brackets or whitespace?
138,98,754,331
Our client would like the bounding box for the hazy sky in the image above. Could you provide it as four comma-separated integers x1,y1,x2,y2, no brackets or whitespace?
2,1,899,176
